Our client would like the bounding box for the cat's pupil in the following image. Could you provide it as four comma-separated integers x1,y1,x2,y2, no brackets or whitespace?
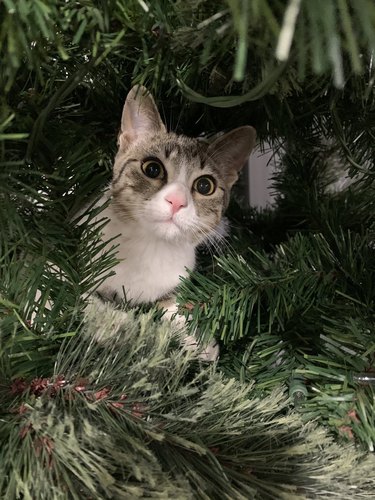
196,177,214,195
144,161,161,178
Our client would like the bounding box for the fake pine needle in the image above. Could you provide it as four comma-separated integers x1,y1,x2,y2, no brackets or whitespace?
2,0,375,495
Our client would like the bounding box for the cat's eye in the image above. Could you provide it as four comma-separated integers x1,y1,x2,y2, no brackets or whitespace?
141,159,165,179
193,176,216,196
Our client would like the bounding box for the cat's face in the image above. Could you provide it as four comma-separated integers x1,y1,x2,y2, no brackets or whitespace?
110,86,256,245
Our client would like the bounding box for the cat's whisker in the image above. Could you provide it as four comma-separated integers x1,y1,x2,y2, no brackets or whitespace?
187,221,229,257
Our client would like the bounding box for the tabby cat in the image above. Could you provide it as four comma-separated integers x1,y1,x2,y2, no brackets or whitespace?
96,85,256,357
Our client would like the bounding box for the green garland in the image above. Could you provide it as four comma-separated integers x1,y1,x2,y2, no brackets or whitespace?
1,1,375,496
1,300,375,498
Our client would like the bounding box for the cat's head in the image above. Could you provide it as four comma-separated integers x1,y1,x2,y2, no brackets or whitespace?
110,85,256,245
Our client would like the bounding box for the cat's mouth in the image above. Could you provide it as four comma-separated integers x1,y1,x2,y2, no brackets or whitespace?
151,216,187,240
165,217,178,225
161,217,181,230
154,214,179,226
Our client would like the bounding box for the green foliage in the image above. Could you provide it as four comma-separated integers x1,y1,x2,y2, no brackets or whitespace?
0,195,118,378
1,0,375,495
1,302,375,499
3,0,375,92
178,145,375,448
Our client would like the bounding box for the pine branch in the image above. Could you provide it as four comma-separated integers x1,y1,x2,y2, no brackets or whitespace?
0,195,118,378
1,0,375,491
1,300,374,499
178,191,375,446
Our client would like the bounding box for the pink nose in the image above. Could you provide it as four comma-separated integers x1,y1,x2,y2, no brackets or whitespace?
165,192,187,214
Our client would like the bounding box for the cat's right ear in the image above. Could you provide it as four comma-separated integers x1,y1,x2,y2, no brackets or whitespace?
118,85,166,151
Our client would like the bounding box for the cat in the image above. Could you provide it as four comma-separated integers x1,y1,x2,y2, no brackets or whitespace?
95,85,256,358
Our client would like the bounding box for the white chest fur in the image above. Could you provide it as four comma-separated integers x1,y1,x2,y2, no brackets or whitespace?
97,206,196,304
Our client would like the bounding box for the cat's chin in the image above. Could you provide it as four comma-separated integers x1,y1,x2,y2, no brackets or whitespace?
152,219,186,242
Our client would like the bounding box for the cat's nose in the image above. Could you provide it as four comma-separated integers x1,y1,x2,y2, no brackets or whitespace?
165,192,187,214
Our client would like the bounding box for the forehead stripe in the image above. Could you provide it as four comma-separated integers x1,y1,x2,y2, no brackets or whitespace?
112,158,138,186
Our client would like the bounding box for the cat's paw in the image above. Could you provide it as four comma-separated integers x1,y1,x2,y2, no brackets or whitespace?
159,297,220,361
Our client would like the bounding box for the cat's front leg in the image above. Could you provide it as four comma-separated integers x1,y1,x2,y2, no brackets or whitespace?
158,297,219,362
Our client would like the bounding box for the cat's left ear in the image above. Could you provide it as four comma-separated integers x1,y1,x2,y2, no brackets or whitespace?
207,126,256,188
118,85,166,151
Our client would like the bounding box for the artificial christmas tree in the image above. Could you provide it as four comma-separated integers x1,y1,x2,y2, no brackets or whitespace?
1,0,375,497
